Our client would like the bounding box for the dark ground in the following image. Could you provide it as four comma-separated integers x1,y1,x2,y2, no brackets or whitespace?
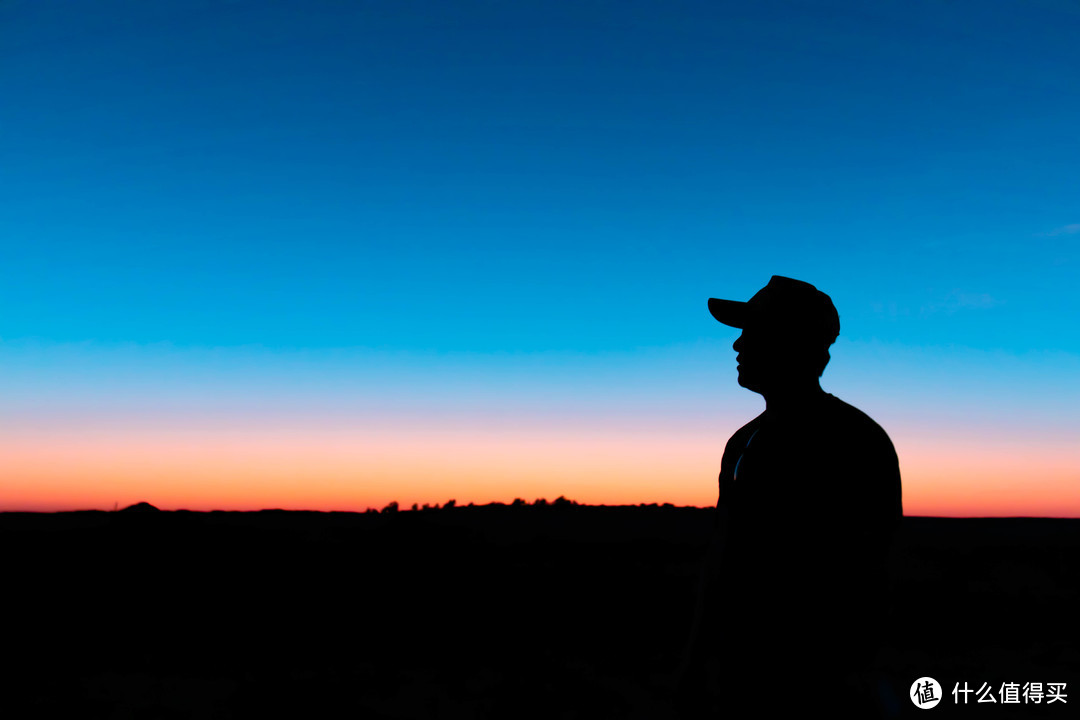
4,503,1077,718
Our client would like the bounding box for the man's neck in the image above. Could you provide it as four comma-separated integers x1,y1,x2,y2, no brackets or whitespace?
762,380,826,415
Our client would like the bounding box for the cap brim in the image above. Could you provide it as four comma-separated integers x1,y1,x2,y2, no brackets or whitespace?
708,298,747,328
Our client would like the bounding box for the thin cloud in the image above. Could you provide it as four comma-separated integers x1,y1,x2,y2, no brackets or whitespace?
921,290,1004,315
1042,223,1080,237
952,291,1001,309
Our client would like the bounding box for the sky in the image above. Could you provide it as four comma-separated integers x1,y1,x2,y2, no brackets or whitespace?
2,0,1078,515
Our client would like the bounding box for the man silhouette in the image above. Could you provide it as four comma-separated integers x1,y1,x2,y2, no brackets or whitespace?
674,276,902,717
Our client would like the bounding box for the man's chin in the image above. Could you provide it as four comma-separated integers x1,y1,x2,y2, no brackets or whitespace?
737,372,762,393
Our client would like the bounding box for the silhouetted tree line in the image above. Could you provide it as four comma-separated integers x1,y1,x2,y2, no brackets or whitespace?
376,496,670,514
108,498,675,514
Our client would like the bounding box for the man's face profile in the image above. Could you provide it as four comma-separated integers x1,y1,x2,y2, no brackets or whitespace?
732,324,822,395
733,327,774,394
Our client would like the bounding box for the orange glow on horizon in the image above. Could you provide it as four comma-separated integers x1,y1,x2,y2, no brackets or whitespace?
2,418,1077,517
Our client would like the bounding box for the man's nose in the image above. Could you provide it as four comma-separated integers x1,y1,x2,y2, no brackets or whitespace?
733,335,744,352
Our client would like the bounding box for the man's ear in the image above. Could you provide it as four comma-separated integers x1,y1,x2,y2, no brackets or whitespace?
817,347,831,378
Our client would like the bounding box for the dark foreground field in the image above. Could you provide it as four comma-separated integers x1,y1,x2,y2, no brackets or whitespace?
4,503,1078,718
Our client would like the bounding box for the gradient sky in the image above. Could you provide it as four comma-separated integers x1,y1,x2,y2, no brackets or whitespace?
2,0,1078,515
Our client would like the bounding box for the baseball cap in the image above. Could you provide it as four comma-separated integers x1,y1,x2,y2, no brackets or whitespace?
708,276,840,345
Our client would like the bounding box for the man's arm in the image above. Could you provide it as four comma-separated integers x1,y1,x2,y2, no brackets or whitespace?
675,502,727,688
667,420,755,696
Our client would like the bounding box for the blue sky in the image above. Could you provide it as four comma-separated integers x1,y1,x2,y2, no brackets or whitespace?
2,1,1078,512
4,0,1077,354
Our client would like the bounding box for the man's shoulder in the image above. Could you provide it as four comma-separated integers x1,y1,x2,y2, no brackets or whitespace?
726,413,765,448
719,413,765,492
822,393,898,457
824,394,890,432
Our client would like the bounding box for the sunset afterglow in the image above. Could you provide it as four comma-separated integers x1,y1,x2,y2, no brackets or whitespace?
3,2,1078,516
